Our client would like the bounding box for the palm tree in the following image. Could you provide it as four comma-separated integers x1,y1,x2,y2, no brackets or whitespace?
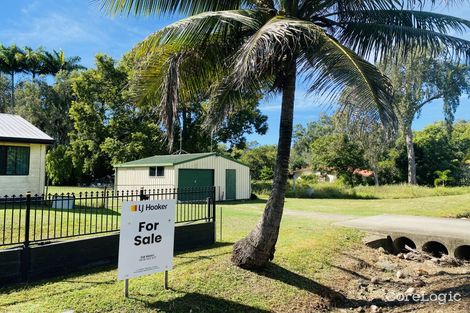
101,0,470,269
24,46,46,80
42,50,85,75
0,44,26,106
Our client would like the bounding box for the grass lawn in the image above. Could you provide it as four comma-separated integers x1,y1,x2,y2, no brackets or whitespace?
224,193,470,218
0,204,361,313
0,188,469,312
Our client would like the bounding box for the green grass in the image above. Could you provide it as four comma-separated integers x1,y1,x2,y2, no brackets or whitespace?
236,193,470,218
352,184,470,199
0,204,361,313
253,180,470,199
1,187,469,312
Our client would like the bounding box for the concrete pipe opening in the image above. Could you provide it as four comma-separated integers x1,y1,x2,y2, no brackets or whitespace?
454,245,470,261
422,241,448,257
393,237,416,253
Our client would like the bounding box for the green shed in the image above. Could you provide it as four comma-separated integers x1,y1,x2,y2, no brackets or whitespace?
114,153,250,200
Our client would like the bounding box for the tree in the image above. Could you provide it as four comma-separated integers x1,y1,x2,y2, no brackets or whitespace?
13,71,75,144
68,54,166,183
0,44,25,106
24,47,45,79
42,50,85,75
311,134,367,186
102,0,470,269
0,75,10,113
434,169,452,187
291,114,334,170
239,145,277,180
379,53,470,184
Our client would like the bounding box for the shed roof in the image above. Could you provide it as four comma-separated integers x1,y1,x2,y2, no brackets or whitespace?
0,114,54,144
114,152,248,168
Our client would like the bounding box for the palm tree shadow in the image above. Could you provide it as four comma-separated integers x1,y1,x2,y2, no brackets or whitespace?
254,263,409,310
256,263,348,306
134,292,270,313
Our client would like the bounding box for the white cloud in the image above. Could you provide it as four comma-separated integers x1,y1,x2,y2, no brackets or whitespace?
0,11,108,49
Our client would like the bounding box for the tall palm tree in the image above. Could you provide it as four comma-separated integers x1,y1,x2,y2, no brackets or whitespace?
42,50,85,75
24,46,46,80
101,0,470,269
0,44,26,106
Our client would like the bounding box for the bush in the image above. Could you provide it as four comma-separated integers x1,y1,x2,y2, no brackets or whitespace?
252,180,470,199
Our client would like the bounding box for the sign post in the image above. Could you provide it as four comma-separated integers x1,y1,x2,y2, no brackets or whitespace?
118,199,176,297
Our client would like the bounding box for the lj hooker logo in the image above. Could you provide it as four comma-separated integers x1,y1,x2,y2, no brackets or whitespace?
130,203,168,213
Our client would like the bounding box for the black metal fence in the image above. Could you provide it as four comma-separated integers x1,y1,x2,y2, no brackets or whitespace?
0,187,216,248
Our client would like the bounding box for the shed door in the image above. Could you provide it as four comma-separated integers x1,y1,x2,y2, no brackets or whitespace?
178,169,214,189
225,169,236,200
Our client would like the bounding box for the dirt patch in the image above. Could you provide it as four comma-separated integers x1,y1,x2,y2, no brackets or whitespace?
322,245,470,312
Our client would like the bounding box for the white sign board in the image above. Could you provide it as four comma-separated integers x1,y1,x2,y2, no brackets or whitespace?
117,199,176,280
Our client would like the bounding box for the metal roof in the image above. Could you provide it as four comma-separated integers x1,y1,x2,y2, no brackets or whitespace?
114,152,249,168
0,114,54,144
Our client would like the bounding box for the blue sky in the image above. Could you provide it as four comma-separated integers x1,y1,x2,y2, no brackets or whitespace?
1,0,469,144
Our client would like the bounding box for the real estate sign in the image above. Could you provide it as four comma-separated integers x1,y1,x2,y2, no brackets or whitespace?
117,199,176,280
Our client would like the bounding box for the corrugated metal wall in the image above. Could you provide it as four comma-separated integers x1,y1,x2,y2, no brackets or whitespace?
174,155,250,200
115,166,175,192
115,155,251,200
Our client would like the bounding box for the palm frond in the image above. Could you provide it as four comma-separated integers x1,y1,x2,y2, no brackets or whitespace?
339,10,470,34
339,22,470,62
231,16,320,87
130,42,233,148
134,10,263,57
99,0,249,16
300,32,396,127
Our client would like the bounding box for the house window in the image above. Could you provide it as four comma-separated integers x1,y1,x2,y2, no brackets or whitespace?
0,146,30,176
149,166,164,177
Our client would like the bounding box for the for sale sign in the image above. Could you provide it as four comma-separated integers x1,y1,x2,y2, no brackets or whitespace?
117,199,176,280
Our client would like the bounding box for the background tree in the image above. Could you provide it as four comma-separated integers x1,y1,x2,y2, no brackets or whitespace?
68,54,166,183
13,71,75,144
102,0,470,269
0,75,10,113
43,50,85,75
291,114,334,170
239,145,277,181
0,44,25,106
24,47,45,80
380,53,470,184
311,134,368,186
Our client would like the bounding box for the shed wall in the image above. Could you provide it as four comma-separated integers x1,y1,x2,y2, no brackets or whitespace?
174,155,250,200
115,166,175,192
0,142,46,196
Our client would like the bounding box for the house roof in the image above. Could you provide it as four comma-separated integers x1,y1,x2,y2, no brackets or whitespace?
114,152,248,168
0,114,54,144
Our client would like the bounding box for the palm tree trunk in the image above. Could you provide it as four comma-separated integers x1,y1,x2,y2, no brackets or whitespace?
405,123,417,185
231,59,296,269
10,72,14,107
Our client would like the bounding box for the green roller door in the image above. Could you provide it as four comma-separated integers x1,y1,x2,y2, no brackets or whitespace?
178,169,214,201
225,169,236,200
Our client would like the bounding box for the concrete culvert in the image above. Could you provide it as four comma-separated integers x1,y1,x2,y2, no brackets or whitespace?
393,237,416,253
422,241,448,257
454,245,470,261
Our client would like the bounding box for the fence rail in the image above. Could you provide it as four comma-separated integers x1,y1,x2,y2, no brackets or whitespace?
0,187,216,248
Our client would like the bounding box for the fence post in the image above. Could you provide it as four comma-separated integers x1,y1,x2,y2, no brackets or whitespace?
206,197,211,223
212,187,216,223
21,192,32,282
139,187,145,201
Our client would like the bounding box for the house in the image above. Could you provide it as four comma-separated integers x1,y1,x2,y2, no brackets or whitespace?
0,114,54,196
292,168,337,183
114,152,251,200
